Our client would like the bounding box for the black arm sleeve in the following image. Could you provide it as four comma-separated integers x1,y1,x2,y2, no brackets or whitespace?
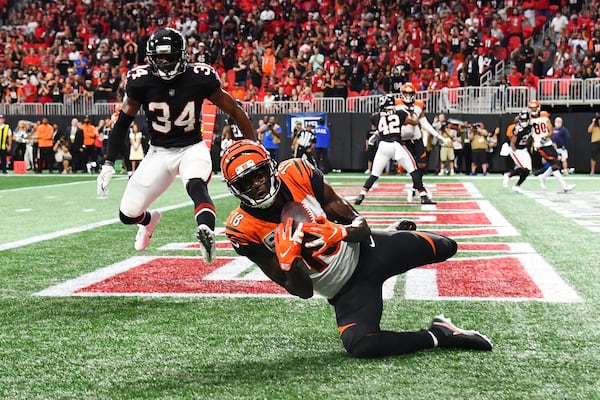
106,111,135,163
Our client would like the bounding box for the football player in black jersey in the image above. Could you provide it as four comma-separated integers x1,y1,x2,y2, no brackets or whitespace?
502,110,534,193
97,28,256,264
220,140,492,358
354,94,434,205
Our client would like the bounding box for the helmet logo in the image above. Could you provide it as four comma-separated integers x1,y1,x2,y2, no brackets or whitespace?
235,160,256,175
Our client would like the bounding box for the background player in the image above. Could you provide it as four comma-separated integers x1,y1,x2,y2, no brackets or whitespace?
221,139,492,358
394,83,451,202
503,110,534,193
354,94,433,205
97,28,256,263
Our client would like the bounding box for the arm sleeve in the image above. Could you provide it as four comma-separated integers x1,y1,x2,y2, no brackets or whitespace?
419,116,442,139
106,111,135,163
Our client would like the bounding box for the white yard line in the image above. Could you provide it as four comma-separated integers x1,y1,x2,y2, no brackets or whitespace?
0,192,232,252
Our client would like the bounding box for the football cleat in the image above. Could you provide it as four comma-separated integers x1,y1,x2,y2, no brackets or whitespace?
429,315,493,351
421,196,436,205
502,173,510,188
354,194,365,205
512,185,523,194
389,219,417,231
134,210,162,251
563,183,576,192
196,224,216,264
537,175,546,189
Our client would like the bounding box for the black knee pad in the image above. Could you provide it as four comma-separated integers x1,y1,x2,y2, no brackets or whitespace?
119,210,142,225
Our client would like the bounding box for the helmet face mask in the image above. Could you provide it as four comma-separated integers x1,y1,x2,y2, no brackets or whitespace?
528,100,540,117
221,140,280,208
379,95,395,111
146,28,188,80
518,110,530,128
401,83,416,103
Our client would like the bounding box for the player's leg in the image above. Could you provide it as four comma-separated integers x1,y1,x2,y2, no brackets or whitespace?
331,275,435,358
355,142,392,205
120,148,176,251
180,141,217,263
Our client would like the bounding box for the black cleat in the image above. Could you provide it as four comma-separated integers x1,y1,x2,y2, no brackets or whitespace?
421,196,437,205
389,219,417,231
429,315,492,351
354,194,365,205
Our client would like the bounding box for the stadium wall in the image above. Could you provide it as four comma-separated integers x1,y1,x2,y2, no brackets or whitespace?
6,112,595,174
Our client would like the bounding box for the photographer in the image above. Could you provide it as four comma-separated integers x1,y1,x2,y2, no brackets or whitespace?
257,116,281,161
53,136,72,174
588,113,600,175
468,122,490,176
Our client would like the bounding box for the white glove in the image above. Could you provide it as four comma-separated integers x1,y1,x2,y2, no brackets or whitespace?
441,136,452,146
97,164,115,197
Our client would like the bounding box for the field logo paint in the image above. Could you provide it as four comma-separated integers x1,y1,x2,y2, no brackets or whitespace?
34,183,581,302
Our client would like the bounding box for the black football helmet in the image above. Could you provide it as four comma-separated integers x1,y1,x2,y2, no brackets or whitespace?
379,94,395,111
146,28,188,80
518,110,530,128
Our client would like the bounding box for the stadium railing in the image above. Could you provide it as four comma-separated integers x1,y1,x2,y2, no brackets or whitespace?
2,79,598,117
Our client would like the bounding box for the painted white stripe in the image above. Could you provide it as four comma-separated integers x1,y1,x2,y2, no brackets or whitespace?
404,269,438,299
34,256,158,296
382,276,399,299
0,192,232,252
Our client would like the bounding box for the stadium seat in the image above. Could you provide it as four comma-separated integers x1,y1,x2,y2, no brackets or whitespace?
535,15,547,31
508,36,522,54
522,26,534,39
558,78,571,96
540,78,555,96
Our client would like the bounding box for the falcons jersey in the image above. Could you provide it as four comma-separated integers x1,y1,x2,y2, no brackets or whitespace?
225,159,360,299
370,108,410,143
512,123,533,150
224,117,244,140
530,115,552,149
395,100,425,141
125,62,221,148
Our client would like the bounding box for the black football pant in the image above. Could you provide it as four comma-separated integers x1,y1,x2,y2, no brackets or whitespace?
329,229,457,358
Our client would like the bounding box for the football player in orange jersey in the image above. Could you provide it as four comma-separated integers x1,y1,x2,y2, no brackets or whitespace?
395,83,451,202
221,140,492,358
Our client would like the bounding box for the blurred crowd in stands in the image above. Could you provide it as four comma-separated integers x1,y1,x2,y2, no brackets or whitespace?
1,0,600,106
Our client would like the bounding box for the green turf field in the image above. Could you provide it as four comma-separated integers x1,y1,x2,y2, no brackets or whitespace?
1,172,599,399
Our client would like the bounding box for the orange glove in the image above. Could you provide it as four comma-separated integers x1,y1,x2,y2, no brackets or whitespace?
274,217,304,271
302,215,348,257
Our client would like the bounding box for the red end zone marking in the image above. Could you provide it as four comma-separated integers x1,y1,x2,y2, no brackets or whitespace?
425,257,543,298
365,212,491,225
74,257,287,295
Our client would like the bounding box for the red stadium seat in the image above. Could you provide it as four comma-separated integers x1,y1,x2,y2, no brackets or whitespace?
522,26,534,39
508,36,522,54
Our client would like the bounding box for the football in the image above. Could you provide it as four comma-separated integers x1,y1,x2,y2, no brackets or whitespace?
279,202,323,271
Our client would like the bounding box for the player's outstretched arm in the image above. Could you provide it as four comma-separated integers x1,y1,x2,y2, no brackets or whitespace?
209,89,257,140
97,96,140,196
248,254,314,299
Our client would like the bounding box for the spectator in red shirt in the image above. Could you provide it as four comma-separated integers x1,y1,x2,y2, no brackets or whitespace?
507,65,523,86
21,76,38,103
311,67,326,98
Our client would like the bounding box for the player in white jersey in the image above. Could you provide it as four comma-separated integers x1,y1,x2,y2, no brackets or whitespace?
394,83,450,202
528,100,575,192
354,95,434,205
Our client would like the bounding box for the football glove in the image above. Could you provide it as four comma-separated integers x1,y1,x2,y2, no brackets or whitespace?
274,217,304,271
97,164,115,197
302,215,348,257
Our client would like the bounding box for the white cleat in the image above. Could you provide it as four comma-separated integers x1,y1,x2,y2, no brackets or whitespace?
563,184,576,192
197,224,216,264
537,175,546,189
406,188,415,203
134,210,162,251
512,185,523,194
502,173,510,188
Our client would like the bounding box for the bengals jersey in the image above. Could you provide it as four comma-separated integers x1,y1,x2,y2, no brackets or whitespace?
125,62,220,148
395,99,425,141
370,108,410,143
225,159,360,299
530,115,552,149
